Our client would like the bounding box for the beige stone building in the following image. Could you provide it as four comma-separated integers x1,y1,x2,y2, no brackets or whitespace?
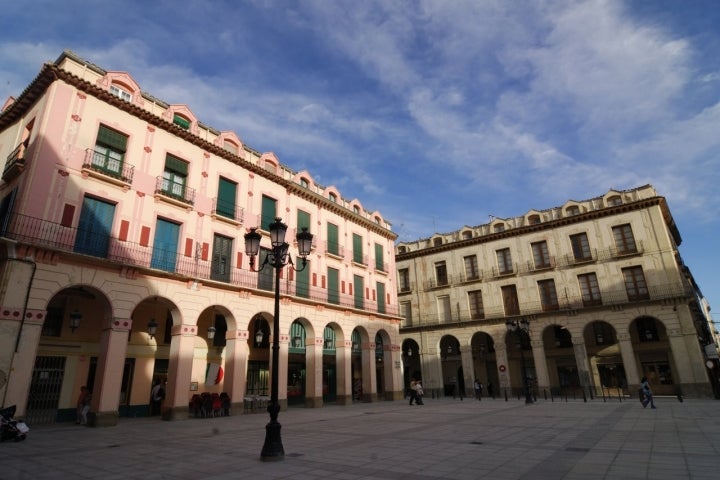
396,186,719,400
0,51,402,426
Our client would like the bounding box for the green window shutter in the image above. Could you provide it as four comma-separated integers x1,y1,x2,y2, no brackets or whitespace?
327,267,339,304
97,125,127,152
327,223,339,255
297,210,310,231
353,274,364,309
376,282,385,314
217,177,237,219
295,260,310,298
173,114,191,129
353,233,363,263
374,243,384,270
165,154,188,175
261,195,277,231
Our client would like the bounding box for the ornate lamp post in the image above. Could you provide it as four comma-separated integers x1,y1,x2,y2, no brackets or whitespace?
506,318,534,404
244,217,313,461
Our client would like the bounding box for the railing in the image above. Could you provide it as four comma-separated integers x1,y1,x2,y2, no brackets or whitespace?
403,282,691,326
324,241,345,258
83,148,135,183
2,212,397,316
155,177,196,205
211,197,244,223
3,143,26,179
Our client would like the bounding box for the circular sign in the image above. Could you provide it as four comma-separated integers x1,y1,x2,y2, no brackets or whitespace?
707,360,715,369
499,365,506,372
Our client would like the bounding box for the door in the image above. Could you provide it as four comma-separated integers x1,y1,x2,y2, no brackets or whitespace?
74,196,115,257
150,218,180,272
25,356,66,425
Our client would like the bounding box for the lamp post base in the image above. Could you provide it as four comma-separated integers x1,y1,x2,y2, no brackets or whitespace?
260,404,284,461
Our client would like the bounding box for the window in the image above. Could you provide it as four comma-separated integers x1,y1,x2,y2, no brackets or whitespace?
593,322,615,345
462,230,473,240
398,268,410,292
216,177,237,220
110,84,132,102
494,224,505,233
433,237,443,246
222,140,239,155
464,255,479,280
607,195,622,206
538,279,559,311
376,282,386,314
531,241,552,269
468,290,484,319
501,285,519,316
623,266,649,301
327,267,339,305
162,154,188,200
353,205,360,215
437,295,452,323
353,275,364,309
295,258,310,298
613,224,637,255
528,214,541,225
352,233,364,264
329,192,337,203
496,248,513,275
74,196,115,257
636,317,659,342
566,205,580,216
257,247,273,291
400,301,412,325
327,222,339,256
93,125,127,178
211,234,233,282
300,177,309,188
151,218,180,272
374,243,385,271
260,195,277,231
435,261,448,286
570,233,592,262
173,114,191,130
578,273,602,306
296,210,311,233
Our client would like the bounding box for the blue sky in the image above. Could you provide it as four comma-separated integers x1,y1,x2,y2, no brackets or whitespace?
1,1,719,316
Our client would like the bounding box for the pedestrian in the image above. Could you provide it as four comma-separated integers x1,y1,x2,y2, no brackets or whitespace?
474,379,483,400
76,386,89,424
415,380,425,405
409,380,418,405
640,376,656,409
150,379,165,416
487,381,494,399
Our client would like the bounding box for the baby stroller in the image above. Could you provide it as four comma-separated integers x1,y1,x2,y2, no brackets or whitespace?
1,405,29,442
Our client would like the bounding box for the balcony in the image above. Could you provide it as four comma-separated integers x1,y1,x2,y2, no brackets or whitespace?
155,176,195,207
82,149,135,186
2,212,396,317
3,143,27,181
211,198,244,225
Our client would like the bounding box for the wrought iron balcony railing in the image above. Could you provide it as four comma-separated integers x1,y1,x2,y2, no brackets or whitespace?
3,143,27,181
155,177,195,205
2,212,397,317
83,148,135,183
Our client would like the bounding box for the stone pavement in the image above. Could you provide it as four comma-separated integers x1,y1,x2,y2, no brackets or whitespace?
2,395,719,480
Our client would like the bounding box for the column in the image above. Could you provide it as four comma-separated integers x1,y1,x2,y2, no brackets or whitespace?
617,332,640,392
361,341,376,402
531,339,550,394
494,342,510,395
384,343,403,400
336,340,352,405
572,341,593,397
305,336,323,408
91,317,132,427
460,349,474,398
223,329,249,414
668,331,712,397
277,334,289,410
163,323,197,421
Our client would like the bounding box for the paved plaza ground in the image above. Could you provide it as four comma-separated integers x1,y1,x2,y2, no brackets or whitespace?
2,395,719,479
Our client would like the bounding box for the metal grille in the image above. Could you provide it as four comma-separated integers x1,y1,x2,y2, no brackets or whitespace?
25,356,66,425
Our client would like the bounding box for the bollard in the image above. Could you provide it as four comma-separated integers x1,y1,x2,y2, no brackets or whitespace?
544,390,547,401
582,389,587,403
504,389,508,402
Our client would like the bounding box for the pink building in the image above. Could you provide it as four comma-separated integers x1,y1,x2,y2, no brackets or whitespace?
0,51,402,426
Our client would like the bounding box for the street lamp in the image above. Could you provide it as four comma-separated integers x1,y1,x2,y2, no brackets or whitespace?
506,318,534,404
244,218,313,461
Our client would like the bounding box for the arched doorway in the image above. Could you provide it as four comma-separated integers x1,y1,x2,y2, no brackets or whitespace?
321,325,339,403
630,316,675,396
440,335,462,397
584,320,626,397
246,313,270,397
287,320,307,406
470,332,497,396
402,339,421,397
542,324,579,397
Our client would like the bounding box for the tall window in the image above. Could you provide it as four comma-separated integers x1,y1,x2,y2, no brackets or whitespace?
353,275,364,309
622,266,649,301
496,248,513,275
578,273,601,306
327,222,339,256
110,84,132,101
538,279,559,311
464,255,479,280
613,224,637,255
327,267,339,305
374,243,385,271
210,234,232,282
93,125,127,178
74,196,116,258
376,282,386,314
468,290,484,319
437,295,452,323
398,268,410,292
400,302,412,325
260,195,277,231
216,177,237,220
352,233,364,264
258,247,273,291
501,285,519,316
173,114,191,130
570,233,592,262
531,241,551,269
162,154,188,200
151,218,180,272
295,258,310,298
435,261,448,286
